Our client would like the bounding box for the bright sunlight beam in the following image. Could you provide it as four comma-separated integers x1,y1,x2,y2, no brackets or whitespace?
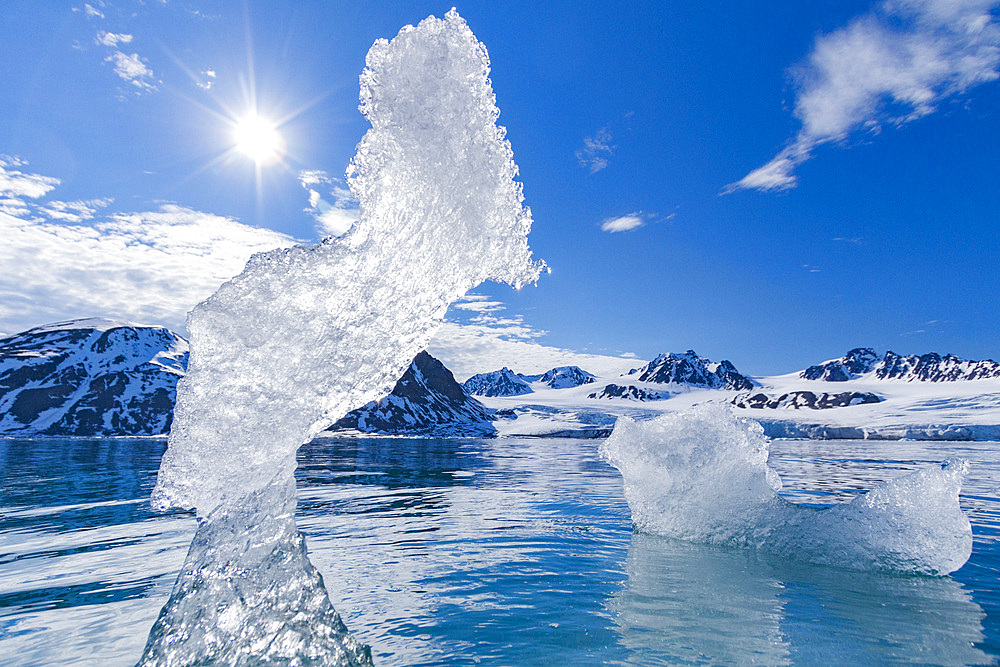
232,113,285,165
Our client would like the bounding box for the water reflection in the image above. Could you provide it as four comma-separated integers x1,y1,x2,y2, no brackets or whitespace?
3,436,999,665
611,532,990,665
0,437,167,532
297,437,631,666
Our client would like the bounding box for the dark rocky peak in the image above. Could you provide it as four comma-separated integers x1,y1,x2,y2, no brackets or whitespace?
733,390,882,410
331,351,496,437
800,347,879,382
875,351,1000,382
588,383,667,401
462,367,533,397
537,366,595,389
0,319,188,436
626,350,755,390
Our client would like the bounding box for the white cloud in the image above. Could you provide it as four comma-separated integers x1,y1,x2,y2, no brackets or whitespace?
106,51,157,91
39,197,113,223
0,159,637,379
96,31,132,47
434,293,636,380
575,127,615,173
0,159,297,335
0,156,60,199
451,298,505,314
446,293,548,339
729,0,1000,192
197,69,216,90
83,3,105,19
298,169,359,237
428,321,637,381
601,213,645,233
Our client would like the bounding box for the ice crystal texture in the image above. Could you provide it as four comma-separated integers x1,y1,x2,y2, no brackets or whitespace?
600,405,973,575
152,9,542,515
139,478,373,666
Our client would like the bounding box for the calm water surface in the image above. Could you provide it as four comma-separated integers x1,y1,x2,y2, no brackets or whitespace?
0,436,998,665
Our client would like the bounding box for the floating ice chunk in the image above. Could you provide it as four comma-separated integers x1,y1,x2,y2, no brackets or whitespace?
152,9,543,515
599,405,973,575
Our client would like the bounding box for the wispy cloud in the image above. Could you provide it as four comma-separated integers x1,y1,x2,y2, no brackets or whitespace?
451,294,506,314
434,289,638,378
197,69,216,90
298,169,359,238
0,156,60,199
39,197,114,222
96,31,131,47
576,127,615,173
601,212,645,233
428,321,637,380
446,293,547,341
832,236,864,245
0,158,297,335
728,0,1000,192
83,3,105,19
106,50,157,91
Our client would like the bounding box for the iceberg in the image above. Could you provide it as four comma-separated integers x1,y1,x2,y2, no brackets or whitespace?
599,404,973,575
140,10,541,664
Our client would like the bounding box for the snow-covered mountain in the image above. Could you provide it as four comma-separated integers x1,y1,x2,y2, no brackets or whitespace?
468,346,1000,441
0,320,494,438
733,390,882,410
329,351,496,437
802,348,1000,383
463,368,534,397
625,350,755,390
801,348,880,381
876,351,1000,382
588,384,666,401
4,323,998,441
537,366,595,389
0,319,187,436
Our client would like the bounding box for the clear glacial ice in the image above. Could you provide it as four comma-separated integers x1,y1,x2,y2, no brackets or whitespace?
140,9,541,665
140,478,372,666
152,8,542,517
599,404,973,575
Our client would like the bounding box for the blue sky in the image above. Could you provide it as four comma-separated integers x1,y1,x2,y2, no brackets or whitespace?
1,0,998,376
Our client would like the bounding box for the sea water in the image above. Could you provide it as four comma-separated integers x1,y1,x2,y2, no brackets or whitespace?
1,436,998,665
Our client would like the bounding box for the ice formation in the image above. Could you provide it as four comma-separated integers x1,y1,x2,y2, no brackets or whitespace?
600,404,973,575
141,10,541,664
139,479,372,665
152,9,542,515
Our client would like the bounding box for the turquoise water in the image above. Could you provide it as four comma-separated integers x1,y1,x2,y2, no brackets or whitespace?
1,436,998,665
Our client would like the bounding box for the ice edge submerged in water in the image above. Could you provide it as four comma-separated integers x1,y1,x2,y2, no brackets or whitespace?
599,404,973,575
140,10,542,665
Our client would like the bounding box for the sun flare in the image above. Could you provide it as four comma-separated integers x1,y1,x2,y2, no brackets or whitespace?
232,113,285,165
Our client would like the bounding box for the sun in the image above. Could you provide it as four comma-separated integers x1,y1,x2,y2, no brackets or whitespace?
232,113,285,165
